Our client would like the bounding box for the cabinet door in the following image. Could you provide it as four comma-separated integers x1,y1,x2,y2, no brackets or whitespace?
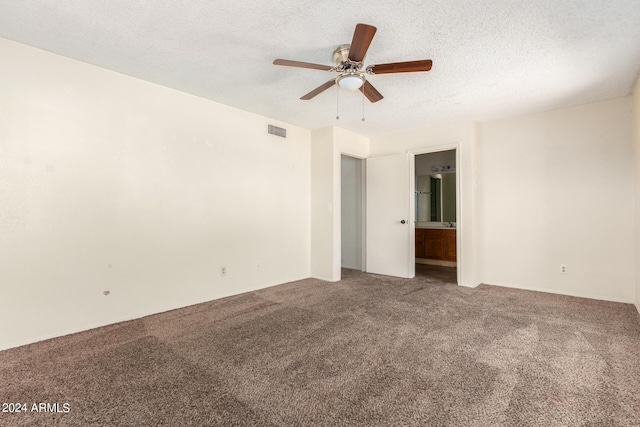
444,230,457,261
425,229,445,260
415,228,425,258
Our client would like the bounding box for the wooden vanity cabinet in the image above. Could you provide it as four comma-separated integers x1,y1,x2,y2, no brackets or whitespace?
425,229,445,259
415,228,426,258
444,230,456,261
415,228,456,262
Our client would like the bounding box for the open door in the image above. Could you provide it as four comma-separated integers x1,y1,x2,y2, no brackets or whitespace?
366,153,414,278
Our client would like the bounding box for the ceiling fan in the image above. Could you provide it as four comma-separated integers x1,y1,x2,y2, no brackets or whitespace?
273,23,433,103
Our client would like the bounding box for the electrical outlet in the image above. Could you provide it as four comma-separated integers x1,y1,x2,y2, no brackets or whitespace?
560,264,568,274
220,266,227,277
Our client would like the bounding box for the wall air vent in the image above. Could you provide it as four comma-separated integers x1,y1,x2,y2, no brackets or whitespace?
268,124,287,138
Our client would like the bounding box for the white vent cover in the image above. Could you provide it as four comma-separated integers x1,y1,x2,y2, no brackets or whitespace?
268,124,286,138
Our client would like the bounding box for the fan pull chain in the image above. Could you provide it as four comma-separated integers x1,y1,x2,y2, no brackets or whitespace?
362,92,365,122
336,87,340,120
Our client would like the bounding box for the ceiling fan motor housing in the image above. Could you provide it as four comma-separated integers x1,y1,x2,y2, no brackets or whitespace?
332,44,366,91
332,45,350,66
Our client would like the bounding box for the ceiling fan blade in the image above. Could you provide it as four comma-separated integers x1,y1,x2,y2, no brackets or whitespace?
273,59,334,71
301,79,336,100
348,23,377,62
359,80,384,103
368,59,433,74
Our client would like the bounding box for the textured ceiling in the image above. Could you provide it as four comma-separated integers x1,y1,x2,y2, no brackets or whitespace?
1,1,640,136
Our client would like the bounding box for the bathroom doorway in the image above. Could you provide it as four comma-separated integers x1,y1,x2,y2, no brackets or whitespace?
414,150,458,284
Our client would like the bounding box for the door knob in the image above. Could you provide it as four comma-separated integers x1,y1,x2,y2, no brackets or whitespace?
400,220,406,224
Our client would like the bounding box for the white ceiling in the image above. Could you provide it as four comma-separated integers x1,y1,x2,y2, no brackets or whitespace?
1,1,640,136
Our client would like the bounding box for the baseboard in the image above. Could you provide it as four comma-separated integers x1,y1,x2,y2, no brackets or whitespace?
311,275,336,282
0,314,148,352
416,258,457,267
481,281,634,305
458,281,481,289
0,294,244,352
1,277,310,352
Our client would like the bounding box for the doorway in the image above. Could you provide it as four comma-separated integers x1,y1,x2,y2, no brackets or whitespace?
341,155,365,271
414,150,458,284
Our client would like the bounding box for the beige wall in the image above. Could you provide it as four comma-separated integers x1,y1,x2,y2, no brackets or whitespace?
2,35,637,351
633,77,640,312
479,98,634,303
0,38,311,350
310,127,335,281
370,99,635,302
310,126,369,281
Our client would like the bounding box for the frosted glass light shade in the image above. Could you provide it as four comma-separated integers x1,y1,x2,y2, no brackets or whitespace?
337,74,364,91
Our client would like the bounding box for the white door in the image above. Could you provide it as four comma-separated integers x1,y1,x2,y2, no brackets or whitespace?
366,153,415,278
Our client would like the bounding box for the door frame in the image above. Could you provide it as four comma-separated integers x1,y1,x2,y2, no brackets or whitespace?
409,143,462,285
339,150,367,275
340,153,366,272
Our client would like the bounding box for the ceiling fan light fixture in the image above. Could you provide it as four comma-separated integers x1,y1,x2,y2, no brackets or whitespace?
274,23,429,103
336,74,365,91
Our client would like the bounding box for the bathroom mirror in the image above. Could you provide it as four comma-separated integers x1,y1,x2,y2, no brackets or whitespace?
416,173,456,222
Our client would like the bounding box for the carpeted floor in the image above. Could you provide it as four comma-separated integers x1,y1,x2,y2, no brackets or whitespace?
1,265,640,426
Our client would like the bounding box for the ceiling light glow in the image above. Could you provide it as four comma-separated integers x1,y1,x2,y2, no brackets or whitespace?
337,74,365,91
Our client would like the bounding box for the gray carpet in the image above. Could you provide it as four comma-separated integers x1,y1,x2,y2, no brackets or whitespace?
1,265,640,426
